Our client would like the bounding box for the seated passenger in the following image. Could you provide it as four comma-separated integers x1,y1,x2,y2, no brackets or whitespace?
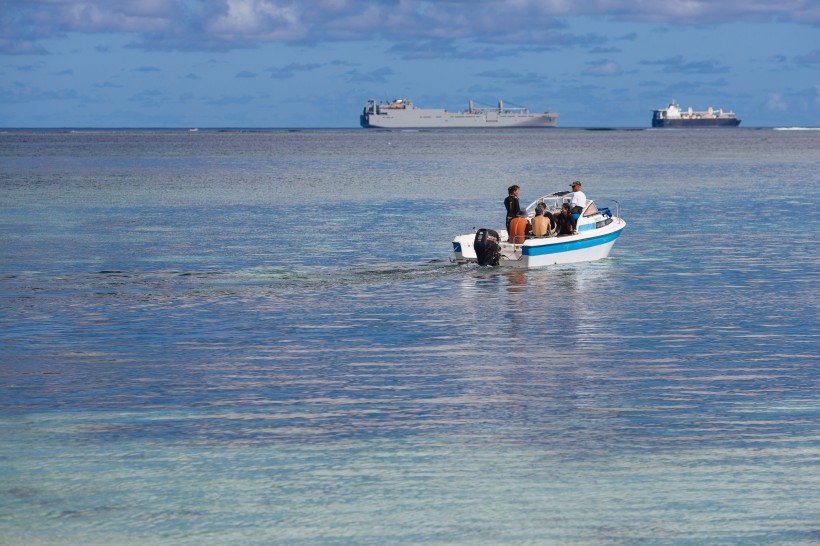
530,203,552,237
508,209,530,244
556,203,575,235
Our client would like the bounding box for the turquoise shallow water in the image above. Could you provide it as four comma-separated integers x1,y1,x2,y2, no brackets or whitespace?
1,128,819,544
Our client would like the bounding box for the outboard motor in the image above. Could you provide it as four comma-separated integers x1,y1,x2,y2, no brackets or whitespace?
473,229,501,266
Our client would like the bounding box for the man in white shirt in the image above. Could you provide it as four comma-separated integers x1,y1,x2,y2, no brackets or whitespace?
569,180,587,232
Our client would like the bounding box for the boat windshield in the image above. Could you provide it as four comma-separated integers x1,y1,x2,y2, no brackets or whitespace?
526,194,570,214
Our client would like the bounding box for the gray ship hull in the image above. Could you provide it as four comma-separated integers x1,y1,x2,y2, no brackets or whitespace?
361,98,558,129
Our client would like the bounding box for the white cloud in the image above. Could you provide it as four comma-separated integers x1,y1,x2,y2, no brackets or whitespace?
3,0,819,54
766,92,788,111
207,0,305,40
583,60,621,77
794,49,820,66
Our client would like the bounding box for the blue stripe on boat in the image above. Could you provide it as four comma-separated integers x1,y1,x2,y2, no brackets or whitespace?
453,242,462,252
522,229,622,256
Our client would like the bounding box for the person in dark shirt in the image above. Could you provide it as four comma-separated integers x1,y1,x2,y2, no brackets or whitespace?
504,185,520,231
556,203,575,235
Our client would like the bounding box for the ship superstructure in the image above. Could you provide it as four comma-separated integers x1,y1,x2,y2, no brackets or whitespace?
361,98,559,129
652,100,741,128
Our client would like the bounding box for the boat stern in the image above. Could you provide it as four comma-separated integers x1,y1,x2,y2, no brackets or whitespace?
452,232,477,262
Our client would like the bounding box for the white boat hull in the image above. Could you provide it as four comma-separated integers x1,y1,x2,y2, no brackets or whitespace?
453,218,625,268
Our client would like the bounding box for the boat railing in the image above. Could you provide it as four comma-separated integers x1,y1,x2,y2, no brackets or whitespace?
599,200,622,223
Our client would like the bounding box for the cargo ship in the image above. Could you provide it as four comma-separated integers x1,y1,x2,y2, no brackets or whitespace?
652,100,741,128
360,98,559,129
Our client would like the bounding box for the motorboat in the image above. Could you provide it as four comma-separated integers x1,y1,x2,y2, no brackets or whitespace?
452,191,625,267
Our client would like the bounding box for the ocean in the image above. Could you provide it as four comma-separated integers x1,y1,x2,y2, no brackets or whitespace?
1,128,818,545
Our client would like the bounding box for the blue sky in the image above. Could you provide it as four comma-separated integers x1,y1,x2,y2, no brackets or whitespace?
1,0,818,128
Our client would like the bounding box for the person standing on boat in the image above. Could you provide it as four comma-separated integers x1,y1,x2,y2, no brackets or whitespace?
504,185,521,231
569,180,587,232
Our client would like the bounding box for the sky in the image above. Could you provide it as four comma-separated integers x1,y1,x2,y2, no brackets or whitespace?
1,0,819,128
